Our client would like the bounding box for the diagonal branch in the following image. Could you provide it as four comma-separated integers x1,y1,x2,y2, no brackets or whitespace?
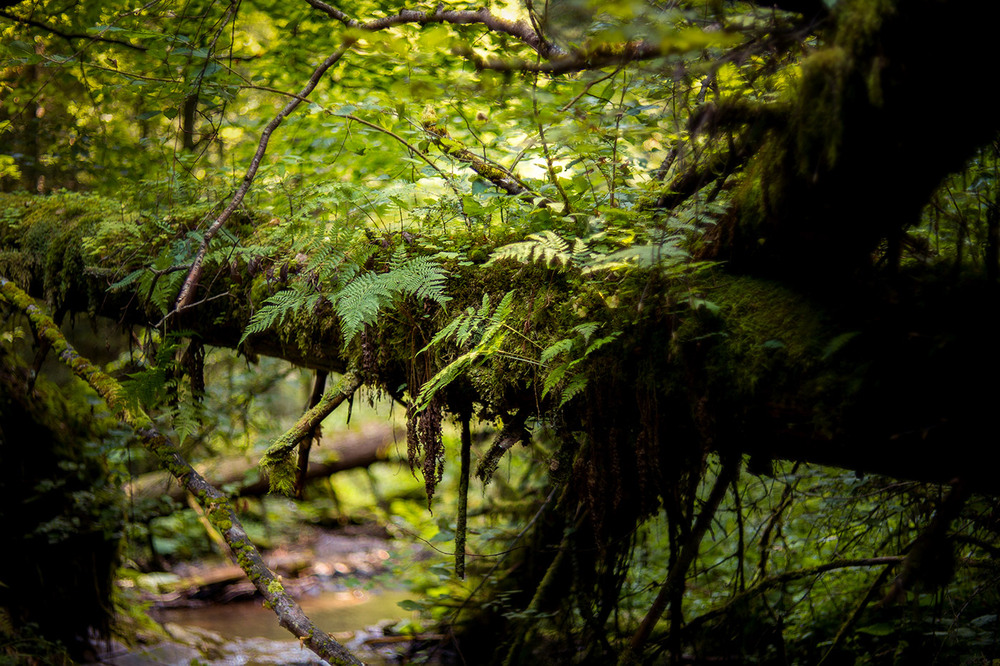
173,43,351,312
0,276,363,666
421,124,542,200
173,3,653,315
261,371,362,465
625,457,741,660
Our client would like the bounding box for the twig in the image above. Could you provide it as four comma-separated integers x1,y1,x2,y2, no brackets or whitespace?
0,9,147,50
626,457,741,660
455,414,471,579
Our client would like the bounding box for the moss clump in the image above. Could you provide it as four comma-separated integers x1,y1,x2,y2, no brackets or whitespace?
0,192,119,315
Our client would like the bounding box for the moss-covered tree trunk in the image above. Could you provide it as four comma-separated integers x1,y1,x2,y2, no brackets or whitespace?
704,0,1000,284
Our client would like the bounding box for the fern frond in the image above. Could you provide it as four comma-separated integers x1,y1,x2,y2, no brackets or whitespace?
487,230,571,268
541,338,574,365
109,268,145,292
335,272,389,344
420,291,512,355
415,349,481,411
334,255,450,346
416,290,515,408
240,288,318,345
581,240,687,274
559,374,588,406
384,256,450,304
571,322,600,343
542,362,569,398
585,332,620,355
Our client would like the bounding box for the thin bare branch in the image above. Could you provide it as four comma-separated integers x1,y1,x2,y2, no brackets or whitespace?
173,43,350,312
0,9,147,50
627,457,741,658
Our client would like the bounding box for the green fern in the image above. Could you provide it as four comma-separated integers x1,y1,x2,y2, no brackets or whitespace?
540,322,621,406
421,291,508,353
334,272,387,344
559,374,589,407
416,291,515,410
582,239,687,273
488,228,691,276
486,230,571,268
334,250,450,345
240,288,320,345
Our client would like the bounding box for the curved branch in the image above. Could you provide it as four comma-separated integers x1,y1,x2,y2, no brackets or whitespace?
0,9,146,50
0,276,362,666
684,555,904,638
453,40,665,74
649,137,754,211
305,1,563,58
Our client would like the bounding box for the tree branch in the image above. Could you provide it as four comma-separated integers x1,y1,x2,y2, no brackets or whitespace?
453,39,665,74
421,124,542,200
0,9,146,50
305,2,563,58
0,276,362,666
684,556,904,637
259,372,363,491
173,43,351,312
626,457,741,659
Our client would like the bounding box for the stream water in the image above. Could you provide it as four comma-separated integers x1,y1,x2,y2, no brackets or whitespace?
96,588,414,666
152,588,412,641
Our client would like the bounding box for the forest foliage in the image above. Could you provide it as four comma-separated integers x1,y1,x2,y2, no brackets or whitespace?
2,0,1000,664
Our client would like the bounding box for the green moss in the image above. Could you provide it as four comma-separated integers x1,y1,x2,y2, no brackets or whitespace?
266,579,285,595
205,504,234,533
793,47,851,173
703,275,828,396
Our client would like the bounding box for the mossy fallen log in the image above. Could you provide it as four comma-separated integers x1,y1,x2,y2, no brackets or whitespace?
2,190,999,504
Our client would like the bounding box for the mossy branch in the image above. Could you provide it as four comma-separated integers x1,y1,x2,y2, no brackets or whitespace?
259,371,362,494
0,276,363,666
422,124,543,201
